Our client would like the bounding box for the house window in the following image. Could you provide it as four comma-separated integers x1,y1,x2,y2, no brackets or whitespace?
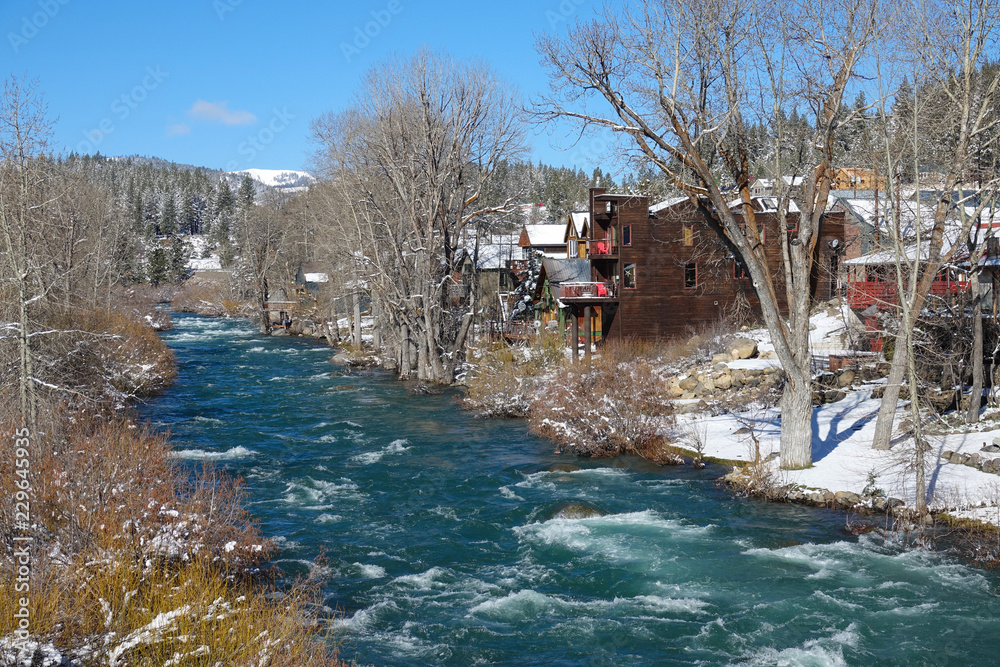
568,241,578,258
624,263,636,289
683,225,694,246
734,261,749,279
623,225,631,246
743,221,765,243
685,262,698,289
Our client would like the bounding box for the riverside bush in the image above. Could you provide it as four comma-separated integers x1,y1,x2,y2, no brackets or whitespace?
0,417,345,665
529,339,678,460
464,334,565,417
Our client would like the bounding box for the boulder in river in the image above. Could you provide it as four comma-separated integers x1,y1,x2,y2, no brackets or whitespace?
551,502,606,520
548,463,582,473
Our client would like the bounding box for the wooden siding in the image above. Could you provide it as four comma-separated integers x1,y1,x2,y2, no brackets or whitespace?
586,189,842,341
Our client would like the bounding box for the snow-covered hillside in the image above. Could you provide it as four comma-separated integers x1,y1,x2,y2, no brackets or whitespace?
227,168,316,193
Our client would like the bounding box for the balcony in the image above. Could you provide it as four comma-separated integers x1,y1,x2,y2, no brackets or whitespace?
559,281,618,301
588,240,618,257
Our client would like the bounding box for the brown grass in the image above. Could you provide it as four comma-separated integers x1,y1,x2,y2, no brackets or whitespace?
0,415,344,664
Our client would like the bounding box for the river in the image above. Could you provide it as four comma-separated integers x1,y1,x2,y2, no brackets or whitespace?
138,313,1000,665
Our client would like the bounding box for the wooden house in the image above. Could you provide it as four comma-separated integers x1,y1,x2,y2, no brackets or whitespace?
833,168,887,193
843,247,970,313
564,211,590,259
518,224,569,259
536,188,847,345
460,234,521,318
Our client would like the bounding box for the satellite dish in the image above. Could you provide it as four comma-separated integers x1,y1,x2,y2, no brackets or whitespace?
830,239,840,248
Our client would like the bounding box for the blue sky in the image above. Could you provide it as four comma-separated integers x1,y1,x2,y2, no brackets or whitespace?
2,0,606,174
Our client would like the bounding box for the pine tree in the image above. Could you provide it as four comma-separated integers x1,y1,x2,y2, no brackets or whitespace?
238,174,256,208
169,235,187,277
147,246,169,285
181,193,198,234
160,196,178,237
215,179,236,218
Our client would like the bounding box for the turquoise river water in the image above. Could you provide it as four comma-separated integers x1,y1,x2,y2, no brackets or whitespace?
138,314,1000,665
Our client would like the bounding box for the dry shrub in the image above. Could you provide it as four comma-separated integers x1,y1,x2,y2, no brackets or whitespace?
464,334,565,418
0,418,344,665
110,284,176,331
0,420,268,576
723,416,782,498
529,339,677,459
0,555,343,666
41,307,178,404
172,281,231,316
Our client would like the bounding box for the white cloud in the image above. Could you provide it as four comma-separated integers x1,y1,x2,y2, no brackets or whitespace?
186,99,256,126
166,123,191,137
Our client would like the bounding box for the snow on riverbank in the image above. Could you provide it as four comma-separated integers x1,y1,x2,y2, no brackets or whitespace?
675,307,1000,526
680,393,1000,518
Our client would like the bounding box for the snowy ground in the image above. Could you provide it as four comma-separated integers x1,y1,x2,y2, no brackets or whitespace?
677,306,1000,526
679,394,1000,521
184,235,222,271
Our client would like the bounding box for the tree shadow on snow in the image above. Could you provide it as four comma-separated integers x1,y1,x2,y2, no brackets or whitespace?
810,397,879,463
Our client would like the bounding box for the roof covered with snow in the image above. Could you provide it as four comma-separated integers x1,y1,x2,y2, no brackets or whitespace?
521,224,567,248
650,197,687,214
466,234,520,270
567,212,589,238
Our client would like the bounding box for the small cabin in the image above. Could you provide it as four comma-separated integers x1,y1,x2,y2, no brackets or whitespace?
296,262,330,293
264,287,298,329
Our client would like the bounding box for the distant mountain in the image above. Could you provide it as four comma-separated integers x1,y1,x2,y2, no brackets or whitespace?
227,168,316,193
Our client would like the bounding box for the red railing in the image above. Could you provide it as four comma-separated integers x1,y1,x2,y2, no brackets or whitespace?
930,279,969,296
845,281,897,309
588,240,618,256
559,282,618,299
846,280,970,310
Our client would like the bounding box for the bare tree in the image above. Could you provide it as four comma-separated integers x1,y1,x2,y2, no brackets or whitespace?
870,0,1000,455
234,186,287,335
310,49,526,383
534,0,880,468
0,77,54,430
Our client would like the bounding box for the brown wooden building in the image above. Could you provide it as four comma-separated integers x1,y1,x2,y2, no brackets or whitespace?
540,188,846,343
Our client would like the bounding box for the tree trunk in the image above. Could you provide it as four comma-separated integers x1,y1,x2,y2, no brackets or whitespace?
400,322,410,379
907,331,928,517
873,337,908,450
779,369,814,468
967,275,984,423
352,289,362,348
17,278,37,430
257,276,271,335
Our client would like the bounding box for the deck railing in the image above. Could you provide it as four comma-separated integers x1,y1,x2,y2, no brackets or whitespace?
559,281,618,299
588,240,618,256
484,320,535,341
846,280,969,310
